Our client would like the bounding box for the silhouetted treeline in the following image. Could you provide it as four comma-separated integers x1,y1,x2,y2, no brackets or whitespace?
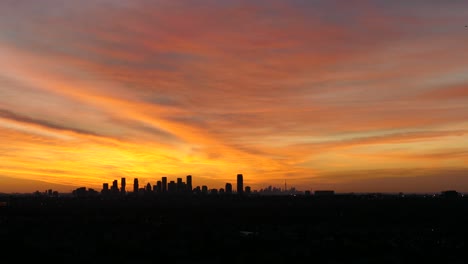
1,194,468,263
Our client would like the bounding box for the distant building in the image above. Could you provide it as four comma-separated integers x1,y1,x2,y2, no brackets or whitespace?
177,178,184,192
201,185,208,195
102,183,109,195
162,177,167,193
112,180,119,194
168,181,176,193
74,187,87,198
237,174,244,195
245,186,251,194
186,175,192,193
156,181,162,193
121,178,126,195
133,178,139,193
225,183,232,194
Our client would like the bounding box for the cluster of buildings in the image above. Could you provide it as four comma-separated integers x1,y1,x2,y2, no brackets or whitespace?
73,174,251,197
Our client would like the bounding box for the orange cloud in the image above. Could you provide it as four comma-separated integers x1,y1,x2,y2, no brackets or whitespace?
0,0,467,193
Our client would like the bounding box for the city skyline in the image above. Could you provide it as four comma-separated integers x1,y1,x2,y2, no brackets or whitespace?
1,1,468,193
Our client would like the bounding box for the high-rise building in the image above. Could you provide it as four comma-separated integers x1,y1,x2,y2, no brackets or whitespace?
162,177,167,193
133,178,139,193
168,181,176,193
102,183,109,195
186,175,192,193
112,180,119,194
237,174,244,195
156,181,162,193
225,183,232,194
121,177,126,195
177,178,183,192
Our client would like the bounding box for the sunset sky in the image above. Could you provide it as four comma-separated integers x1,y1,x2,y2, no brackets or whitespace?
1,0,467,193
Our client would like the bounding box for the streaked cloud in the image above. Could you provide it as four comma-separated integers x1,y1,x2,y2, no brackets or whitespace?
0,0,467,193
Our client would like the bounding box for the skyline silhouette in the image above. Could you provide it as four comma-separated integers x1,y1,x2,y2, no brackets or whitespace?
1,172,464,197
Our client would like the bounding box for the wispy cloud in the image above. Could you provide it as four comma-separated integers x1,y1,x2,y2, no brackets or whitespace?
0,0,467,192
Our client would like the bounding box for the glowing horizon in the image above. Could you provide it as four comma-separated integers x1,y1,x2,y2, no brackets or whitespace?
1,0,468,193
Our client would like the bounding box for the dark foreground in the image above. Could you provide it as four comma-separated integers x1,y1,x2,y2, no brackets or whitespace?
1,194,468,263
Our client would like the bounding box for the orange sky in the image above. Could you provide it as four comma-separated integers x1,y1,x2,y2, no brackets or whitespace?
1,0,468,193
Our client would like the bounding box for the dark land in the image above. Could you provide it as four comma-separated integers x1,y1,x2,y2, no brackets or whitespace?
1,191,468,263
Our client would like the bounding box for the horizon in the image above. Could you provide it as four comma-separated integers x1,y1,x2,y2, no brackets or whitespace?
1,0,468,193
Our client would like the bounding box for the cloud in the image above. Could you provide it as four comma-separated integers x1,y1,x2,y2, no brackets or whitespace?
0,108,100,137
0,0,467,192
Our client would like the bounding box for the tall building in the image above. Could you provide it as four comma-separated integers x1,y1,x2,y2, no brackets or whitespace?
102,183,109,195
156,181,162,193
133,178,139,193
112,180,119,194
162,177,167,193
237,174,243,195
186,175,192,193
225,183,232,194
121,177,126,195
177,178,183,192
168,181,176,193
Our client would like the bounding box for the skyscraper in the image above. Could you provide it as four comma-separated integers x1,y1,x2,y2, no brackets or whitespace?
112,180,119,194
156,180,162,193
133,178,139,193
177,178,183,192
102,183,109,195
186,175,192,193
237,174,243,195
168,181,176,193
225,183,232,194
162,177,167,193
121,177,126,195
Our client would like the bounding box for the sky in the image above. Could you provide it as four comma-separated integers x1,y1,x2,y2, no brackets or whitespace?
0,0,467,194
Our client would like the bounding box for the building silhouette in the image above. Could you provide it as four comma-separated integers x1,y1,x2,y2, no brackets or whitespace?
133,178,139,193
156,181,162,193
112,180,119,194
102,183,109,195
237,174,244,195
168,181,176,193
186,175,192,193
162,177,167,193
225,183,232,194
177,178,184,192
121,177,126,195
